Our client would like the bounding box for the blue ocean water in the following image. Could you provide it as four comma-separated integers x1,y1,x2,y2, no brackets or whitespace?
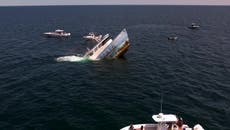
0,5,230,130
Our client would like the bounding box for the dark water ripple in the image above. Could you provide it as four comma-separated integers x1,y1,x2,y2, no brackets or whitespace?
0,5,230,130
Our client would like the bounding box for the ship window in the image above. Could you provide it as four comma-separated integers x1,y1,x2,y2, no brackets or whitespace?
94,47,98,52
101,37,111,46
89,52,93,56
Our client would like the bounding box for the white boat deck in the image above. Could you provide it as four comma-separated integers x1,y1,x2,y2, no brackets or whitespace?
43,29,71,37
120,113,204,130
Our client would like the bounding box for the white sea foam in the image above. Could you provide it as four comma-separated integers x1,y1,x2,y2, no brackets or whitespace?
56,55,87,62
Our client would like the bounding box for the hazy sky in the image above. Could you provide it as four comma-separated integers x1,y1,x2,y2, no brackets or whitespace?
1,0,230,6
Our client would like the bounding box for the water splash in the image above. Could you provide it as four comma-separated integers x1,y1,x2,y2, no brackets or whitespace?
56,55,88,62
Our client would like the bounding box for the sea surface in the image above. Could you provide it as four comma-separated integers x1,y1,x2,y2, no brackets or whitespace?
0,5,230,130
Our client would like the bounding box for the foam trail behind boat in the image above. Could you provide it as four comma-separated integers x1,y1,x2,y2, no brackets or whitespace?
56,55,87,62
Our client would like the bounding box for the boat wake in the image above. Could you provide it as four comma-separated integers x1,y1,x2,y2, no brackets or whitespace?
56,55,88,62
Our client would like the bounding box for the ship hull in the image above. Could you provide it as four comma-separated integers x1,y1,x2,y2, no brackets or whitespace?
106,29,130,59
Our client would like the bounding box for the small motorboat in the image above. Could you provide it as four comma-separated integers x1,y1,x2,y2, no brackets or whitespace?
168,36,178,41
188,23,200,29
83,32,102,42
43,29,71,37
120,113,204,130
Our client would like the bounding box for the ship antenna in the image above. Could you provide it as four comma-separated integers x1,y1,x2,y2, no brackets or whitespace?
160,86,163,113
158,86,164,129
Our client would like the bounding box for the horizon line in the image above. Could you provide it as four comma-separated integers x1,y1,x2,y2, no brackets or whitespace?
1,4,230,7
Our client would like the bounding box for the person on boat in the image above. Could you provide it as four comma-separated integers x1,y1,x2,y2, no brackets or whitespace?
176,117,183,130
167,123,172,130
129,124,134,130
172,124,179,130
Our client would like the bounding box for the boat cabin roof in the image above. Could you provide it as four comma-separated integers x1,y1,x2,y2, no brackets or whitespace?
152,113,178,122
55,29,64,32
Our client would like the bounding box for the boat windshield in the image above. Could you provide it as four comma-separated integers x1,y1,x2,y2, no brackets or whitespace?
152,113,178,123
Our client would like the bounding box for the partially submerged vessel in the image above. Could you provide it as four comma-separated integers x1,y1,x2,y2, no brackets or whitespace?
188,23,200,29
43,29,71,37
84,28,130,60
83,32,102,42
120,113,204,130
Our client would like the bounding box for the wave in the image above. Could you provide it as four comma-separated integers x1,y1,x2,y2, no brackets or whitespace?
56,55,88,62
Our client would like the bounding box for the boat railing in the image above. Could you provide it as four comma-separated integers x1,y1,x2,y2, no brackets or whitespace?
84,34,111,57
93,34,110,49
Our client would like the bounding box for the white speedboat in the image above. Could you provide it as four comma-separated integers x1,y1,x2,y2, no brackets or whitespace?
168,36,178,40
120,113,204,130
188,23,200,29
84,29,130,60
43,29,71,37
83,32,102,42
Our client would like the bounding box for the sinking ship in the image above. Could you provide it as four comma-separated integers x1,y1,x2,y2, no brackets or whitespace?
84,29,130,60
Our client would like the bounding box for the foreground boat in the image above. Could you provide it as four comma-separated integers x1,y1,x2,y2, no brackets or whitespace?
120,113,204,130
43,29,71,37
84,28,130,60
